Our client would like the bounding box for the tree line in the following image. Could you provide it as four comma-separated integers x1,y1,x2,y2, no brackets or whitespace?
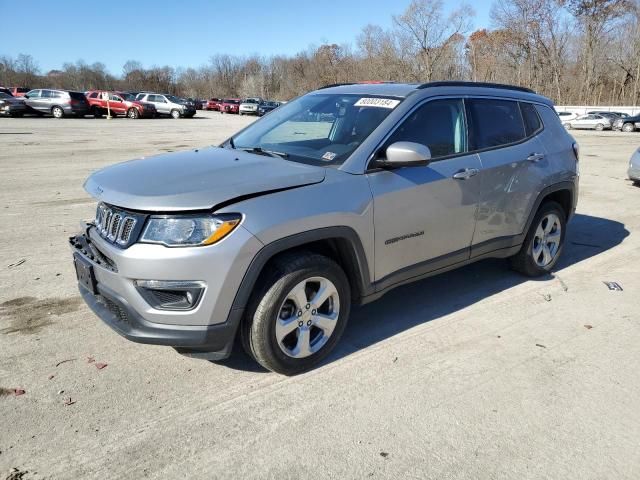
1,0,638,105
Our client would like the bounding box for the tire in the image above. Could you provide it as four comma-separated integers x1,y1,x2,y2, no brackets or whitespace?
52,106,64,118
622,123,634,133
91,106,103,118
510,201,566,277
595,123,604,131
170,109,181,119
127,108,139,119
241,252,351,375
564,123,572,129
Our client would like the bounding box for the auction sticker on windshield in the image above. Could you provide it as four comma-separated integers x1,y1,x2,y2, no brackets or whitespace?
354,98,401,109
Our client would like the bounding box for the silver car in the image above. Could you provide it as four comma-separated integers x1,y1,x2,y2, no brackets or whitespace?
134,93,196,119
629,146,640,184
567,114,612,131
71,81,579,374
239,97,262,115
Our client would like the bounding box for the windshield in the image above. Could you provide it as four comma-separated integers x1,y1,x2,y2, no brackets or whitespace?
122,93,135,101
166,95,183,103
231,93,401,167
225,99,240,104
0,92,11,99
244,99,259,104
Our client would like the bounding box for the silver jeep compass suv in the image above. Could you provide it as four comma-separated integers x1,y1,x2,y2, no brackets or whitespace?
71,81,579,374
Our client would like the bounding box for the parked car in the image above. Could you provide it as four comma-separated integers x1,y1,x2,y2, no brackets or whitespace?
220,98,241,114
8,87,30,97
206,98,223,111
566,114,612,130
71,81,578,374
23,89,90,118
257,101,280,116
588,110,629,118
613,114,640,132
557,111,578,125
0,92,27,116
0,87,14,96
86,91,156,118
629,147,640,184
239,97,263,115
134,93,196,119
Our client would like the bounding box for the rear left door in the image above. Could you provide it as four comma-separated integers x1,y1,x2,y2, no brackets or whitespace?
467,98,548,250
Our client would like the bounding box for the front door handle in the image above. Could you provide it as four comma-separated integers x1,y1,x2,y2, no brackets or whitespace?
452,168,479,180
526,153,545,163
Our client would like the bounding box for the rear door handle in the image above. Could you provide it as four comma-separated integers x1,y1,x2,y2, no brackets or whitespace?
526,153,545,163
452,168,479,180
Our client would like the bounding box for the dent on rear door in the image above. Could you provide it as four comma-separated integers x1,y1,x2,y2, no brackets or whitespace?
473,135,548,244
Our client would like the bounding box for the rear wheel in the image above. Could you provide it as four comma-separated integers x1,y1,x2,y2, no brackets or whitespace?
52,106,64,118
510,201,566,277
595,123,604,131
92,107,103,118
241,252,351,375
564,123,572,129
127,108,139,119
622,123,635,133
170,109,181,119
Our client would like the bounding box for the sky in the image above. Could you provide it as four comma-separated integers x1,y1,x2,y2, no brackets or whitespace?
1,0,493,76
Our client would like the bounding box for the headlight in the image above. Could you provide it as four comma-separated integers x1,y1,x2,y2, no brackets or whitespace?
140,214,241,247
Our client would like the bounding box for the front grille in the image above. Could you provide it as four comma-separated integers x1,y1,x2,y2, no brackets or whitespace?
95,203,143,247
98,295,130,324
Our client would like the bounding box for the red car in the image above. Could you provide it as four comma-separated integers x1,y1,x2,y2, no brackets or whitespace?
85,90,156,118
206,98,223,111
220,98,241,114
8,87,30,97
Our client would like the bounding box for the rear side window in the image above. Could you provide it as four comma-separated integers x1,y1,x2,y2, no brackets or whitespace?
520,102,542,136
89,92,99,98
384,98,467,159
41,90,53,98
467,99,525,150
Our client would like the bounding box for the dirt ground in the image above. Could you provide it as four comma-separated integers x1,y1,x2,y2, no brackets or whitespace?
1,111,639,479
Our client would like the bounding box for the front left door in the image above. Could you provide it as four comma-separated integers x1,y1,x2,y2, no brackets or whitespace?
367,98,481,284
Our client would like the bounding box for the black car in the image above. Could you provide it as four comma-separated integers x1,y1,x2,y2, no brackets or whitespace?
0,87,13,96
0,92,27,116
613,115,640,132
257,101,280,116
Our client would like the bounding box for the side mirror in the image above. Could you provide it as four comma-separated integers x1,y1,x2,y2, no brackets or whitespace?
381,141,431,167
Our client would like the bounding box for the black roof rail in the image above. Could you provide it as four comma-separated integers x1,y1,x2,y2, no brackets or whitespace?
317,83,357,90
417,81,535,94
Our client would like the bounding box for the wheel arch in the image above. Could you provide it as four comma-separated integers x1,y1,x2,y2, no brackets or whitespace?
525,182,576,233
230,227,373,312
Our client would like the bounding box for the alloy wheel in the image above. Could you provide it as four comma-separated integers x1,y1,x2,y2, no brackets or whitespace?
532,213,562,267
275,276,340,359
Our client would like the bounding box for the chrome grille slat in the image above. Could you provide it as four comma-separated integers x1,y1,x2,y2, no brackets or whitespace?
94,203,139,247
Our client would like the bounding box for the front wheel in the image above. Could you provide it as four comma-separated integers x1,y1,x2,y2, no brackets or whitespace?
622,123,635,132
127,108,139,119
170,109,181,119
510,201,566,276
595,123,604,131
52,106,64,118
241,252,351,375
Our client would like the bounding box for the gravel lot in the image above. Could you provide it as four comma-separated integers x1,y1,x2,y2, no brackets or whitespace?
1,111,639,479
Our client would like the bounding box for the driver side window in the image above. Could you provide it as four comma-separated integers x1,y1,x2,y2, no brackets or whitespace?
383,98,467,160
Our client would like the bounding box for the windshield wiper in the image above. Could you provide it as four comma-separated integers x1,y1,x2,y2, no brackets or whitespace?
239,146,289,159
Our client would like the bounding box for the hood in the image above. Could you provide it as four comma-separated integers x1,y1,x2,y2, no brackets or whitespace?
84,146,326,211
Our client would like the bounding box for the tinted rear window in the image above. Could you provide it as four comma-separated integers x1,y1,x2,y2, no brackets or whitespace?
467,99,526,150
69,92,86,100
520,102,542,136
